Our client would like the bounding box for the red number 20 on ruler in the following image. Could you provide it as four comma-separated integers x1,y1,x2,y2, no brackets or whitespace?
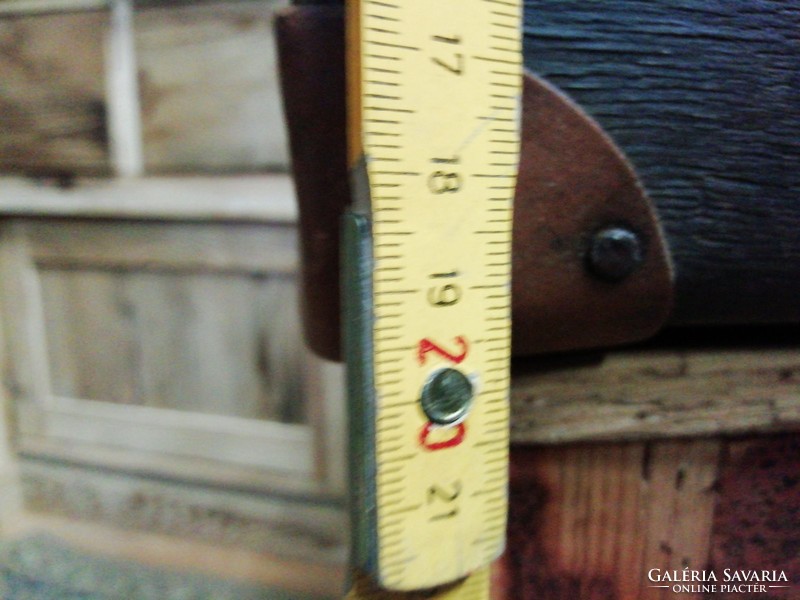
417,336,469,451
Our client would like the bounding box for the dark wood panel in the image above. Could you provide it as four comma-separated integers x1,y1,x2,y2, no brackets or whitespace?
523,1,800,325
0,11,110,176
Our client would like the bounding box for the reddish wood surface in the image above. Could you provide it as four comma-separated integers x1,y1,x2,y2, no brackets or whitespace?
494,436,800,599
708,435,800,599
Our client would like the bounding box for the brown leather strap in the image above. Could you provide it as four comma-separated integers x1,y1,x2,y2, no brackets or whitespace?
275,6,673,360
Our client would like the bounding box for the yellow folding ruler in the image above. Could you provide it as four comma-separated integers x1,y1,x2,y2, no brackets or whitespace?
343,0,522,596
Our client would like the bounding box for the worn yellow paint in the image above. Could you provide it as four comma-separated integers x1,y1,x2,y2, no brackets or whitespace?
346,0,521,594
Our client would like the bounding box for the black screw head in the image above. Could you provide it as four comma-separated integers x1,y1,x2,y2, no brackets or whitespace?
587,226,644,282
420,368,474,425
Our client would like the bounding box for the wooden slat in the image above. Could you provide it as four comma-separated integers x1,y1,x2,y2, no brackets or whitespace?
18,395,314,474
0,10,110,175
0,175,297,221
17,457,348,564
24,219,298,273
510,348,800,443
135,0,289,173
16,434,335,498
39,269,305,422
499,439,721,600
0,0,107,15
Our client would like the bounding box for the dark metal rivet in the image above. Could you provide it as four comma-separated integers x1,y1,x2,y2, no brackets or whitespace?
587,226,644,282
420,368,474,425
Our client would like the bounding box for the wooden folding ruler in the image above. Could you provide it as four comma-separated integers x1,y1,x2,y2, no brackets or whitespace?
343,0,522,597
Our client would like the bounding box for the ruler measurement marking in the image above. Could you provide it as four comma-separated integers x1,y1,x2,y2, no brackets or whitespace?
381,504,424,518
371,170,420,175
365,12,400,21
474,53,521,64
488,21,519,31
490,9,518,18
379,454,417,466
490,47,518,56
366,26,400,35
366,53,401,61
366,79,400,87
365,106,416,113
366,66,401,74
368,40,420,52
356,0,520,591
366,93,402,100
365,0,400,8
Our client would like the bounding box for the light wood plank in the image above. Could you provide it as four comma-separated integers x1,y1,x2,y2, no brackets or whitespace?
639,440,721,600
26,220,298,273
135,0,289,172
0,222,53,405
18,395,314,474
16,434,335,498
105,0,143,176
40,269,140,404
41,268,304,422
0,0,108,14
0,175,297,221
510,348,800,443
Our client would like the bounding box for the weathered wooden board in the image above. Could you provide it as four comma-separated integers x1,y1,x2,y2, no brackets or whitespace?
0,10,110,175
510,345,800,444
496,439,721,600
25,220,298,274
523,1,800,326
18,456,348,564
39,269,305,422
0,175,298,221
135,0,290,173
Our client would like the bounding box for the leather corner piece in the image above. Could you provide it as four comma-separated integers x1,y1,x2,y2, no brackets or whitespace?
511,72,674,355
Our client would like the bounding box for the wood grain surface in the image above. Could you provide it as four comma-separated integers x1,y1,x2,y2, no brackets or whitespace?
498,440,722,600
523,1,800,325
135,0,289,173
0,10,110,175
510,345,800,443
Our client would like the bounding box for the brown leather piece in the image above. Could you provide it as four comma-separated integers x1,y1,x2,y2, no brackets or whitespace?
276,5,348,361
276,6,674,361
512,75,673,354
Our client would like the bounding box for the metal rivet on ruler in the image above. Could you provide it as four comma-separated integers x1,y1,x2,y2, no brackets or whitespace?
420,368,474,425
